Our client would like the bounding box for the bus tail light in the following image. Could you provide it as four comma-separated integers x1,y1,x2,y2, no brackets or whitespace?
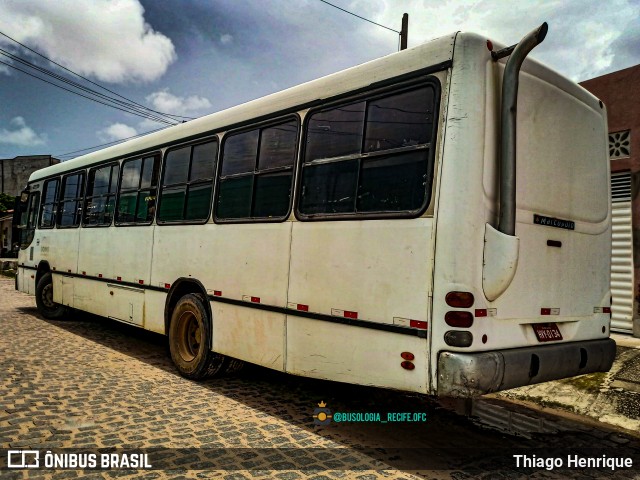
400,352,415,361
401,361,415,370
445,311,473,328
444,331,473,347
445,291,474,308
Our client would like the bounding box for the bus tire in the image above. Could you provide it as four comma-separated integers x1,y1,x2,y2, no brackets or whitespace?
35,272,68,320
168,293,228,379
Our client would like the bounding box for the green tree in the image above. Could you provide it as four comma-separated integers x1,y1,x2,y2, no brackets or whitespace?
0,192,16,213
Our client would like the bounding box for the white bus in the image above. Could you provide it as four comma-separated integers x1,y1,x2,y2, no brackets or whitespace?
15,24,616,397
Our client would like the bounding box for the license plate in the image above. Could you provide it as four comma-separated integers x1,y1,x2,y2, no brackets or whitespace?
532,323,563,342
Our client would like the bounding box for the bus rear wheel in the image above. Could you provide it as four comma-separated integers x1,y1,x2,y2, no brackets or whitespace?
168,293,230,379
35,272,69,320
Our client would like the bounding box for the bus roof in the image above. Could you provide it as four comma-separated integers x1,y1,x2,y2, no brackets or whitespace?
29,32,456,183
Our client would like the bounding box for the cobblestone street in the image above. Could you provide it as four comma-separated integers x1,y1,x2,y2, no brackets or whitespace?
1,278,639,479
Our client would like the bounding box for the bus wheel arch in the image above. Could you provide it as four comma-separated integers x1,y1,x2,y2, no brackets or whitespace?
164,279,241,379
35,261,51,287
35,270,68,320
164,278,212,337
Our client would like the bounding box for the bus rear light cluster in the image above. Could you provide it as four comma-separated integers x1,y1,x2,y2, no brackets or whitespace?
444,330,473,347
445,311,473,328
445,291,474,308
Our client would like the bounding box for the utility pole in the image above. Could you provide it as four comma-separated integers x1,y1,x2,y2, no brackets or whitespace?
400,13,408,50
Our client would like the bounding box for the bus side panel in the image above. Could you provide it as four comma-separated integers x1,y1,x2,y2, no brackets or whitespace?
79,226,155,285
287,219,433,324
286,318,428,393
17,267,36,295
151,223,291,370
48,229,80,275
212,304,285,371
286,219,432,391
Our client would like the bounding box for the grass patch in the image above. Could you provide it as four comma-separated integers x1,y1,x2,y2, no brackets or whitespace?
559,372,607,394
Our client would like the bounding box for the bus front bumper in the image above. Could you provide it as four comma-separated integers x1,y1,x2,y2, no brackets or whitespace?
437,338,616,397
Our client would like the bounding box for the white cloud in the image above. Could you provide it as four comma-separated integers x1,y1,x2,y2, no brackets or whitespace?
146,89,212,116
98,123,138,142
220,34,233,45
355,0,640,81
0,0,176,83
0,117,46,146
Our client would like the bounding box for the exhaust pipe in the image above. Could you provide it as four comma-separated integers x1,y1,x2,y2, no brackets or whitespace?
483,23,548,302
498,22,548,236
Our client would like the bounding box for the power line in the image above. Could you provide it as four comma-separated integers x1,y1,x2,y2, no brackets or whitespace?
0,30,195,121
0,59,177,126
317,0,400,34
55,126,172,160
0,49,178,125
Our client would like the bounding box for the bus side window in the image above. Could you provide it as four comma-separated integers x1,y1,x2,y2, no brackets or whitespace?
116,156,159,225
299,84,436,217
216,119,297,221
39,178,60,229
84,163,119,226
158,140,217,223
58,172,85,228
20,191,40,249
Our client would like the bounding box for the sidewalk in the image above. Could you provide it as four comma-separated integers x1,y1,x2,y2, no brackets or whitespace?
494,333,640,435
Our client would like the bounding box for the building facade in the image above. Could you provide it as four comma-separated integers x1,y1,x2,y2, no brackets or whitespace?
581,64,640,337
0,155,60,257
0,155,60,196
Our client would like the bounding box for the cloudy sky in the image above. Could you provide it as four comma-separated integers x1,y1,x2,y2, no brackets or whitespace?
0,0,638,161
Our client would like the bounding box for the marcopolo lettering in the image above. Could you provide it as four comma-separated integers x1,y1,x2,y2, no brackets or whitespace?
533,214,575,230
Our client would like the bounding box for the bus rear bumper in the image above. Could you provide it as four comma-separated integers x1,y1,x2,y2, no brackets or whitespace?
437,338,616,397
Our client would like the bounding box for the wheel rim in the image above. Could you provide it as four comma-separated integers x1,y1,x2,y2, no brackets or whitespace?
176,310,202,362
42,283,55,309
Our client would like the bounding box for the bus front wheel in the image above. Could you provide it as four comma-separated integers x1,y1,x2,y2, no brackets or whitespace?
35,272,69,320
168,293,229,380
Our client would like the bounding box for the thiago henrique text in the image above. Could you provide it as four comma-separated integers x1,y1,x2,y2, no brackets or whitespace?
514,454,633,471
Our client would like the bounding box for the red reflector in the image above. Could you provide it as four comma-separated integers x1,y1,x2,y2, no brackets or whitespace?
344,310,358,319
401,352,415,361
475,309,487,317
117,276,122,281
164,283,171,289
67,269,72,273
410,320,428,330
401,361,415,371
603,307,611,314
445,291,474,308
541,308,550,315
251,296,260,303
82,271,86,276
98,273,103,278
213,290,222,296
486,39,493,51
30,275,34,279
445,311,474,328
138,280,144,285
297,304,309,312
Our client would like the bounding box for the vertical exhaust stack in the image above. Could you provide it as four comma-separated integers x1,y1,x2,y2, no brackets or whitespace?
498,22,548,236
483,23,548,302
